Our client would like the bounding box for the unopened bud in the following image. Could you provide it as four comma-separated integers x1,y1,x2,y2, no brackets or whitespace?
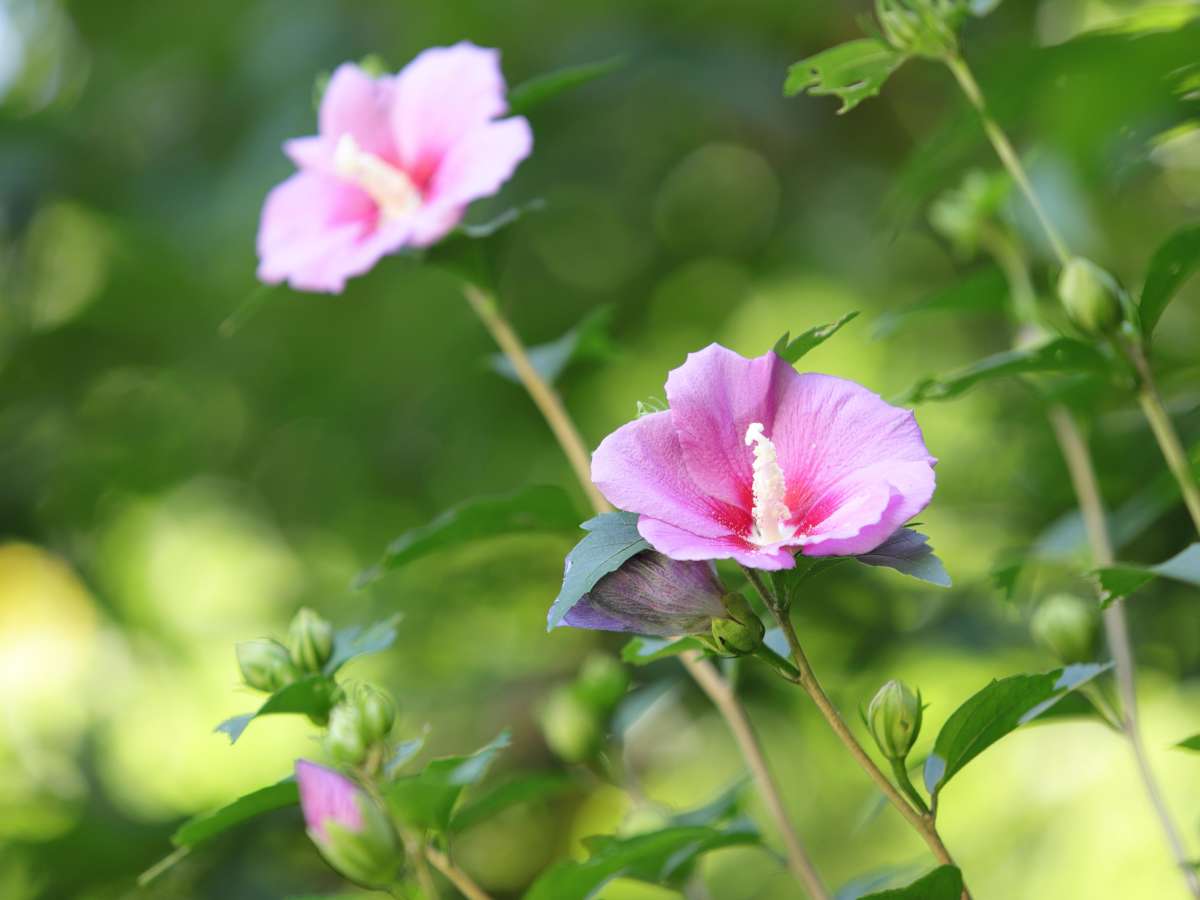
710,592,765,656
1031,593,1097,664
352,683,397,744
326,703,369,766
236,639,297,693
876,0,963,57
1058,257,1124,335
539,685,602,764
289,607,334,673
296,760,399,888
575,655,630,714
867,679,923,762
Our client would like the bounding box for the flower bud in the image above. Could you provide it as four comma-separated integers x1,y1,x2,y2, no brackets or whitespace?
289,607,334,673
352,683,397,744
539,684,602,764
1058,257,1124,336
575,654,630,714
709,592,765,656
876,0,963,57
1031,593,1097,664
867,679,923,762
326,703,369,766
295,760,399,888
559,551,727,637
235,639,298,693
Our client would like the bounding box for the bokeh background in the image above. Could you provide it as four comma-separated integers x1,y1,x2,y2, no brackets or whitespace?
3,0,1200,897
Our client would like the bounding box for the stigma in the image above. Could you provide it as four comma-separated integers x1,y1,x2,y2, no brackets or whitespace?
744,422,796,546
333,134,421,220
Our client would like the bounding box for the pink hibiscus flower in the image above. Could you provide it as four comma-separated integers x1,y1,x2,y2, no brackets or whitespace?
591,344,937,570
257,43,533,293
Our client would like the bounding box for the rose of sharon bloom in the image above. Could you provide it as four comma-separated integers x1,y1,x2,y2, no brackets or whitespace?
592,344,936,570
258,43,533,293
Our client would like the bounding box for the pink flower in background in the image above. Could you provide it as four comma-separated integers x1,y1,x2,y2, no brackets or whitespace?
296,759,364,840
258,43,533,293
591,344,936,570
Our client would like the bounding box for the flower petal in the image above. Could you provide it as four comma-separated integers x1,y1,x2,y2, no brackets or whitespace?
295,760,363,840
637,518,796,570
391,42,508,187
320,63,397,159
427,117,533,210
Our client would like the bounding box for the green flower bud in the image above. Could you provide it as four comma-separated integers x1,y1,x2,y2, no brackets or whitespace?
1058,257,1124,335
296,760,399,888
235,638,298,693
867,679,923,762
575,654,630,714
876,0,963,57
289,607,334,673
352,683,397,744
710,592,765,656
539,685,602,764
326,703,369,766
1031,593,1097,664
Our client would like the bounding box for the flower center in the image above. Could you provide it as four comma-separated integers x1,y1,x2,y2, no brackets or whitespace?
744,422,796,546
333,134,421,220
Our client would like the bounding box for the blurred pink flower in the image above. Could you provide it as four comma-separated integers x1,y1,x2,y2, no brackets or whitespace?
258,43,533,293
295,759,363,840
591,344,936,570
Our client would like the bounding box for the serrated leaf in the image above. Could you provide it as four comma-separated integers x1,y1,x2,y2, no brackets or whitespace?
386,730,511,832
450,773,577,833
215,675,340,744
324,615,402,674
871,269,1009,340
357,485,580,587
923,663,1113,797
860,865,963,899
856,528,952,587
523,823,760,900
1175,734,1200,752
172,780,298,847
772,311,860,364
621,635,707,665
784,39,906,113
489,306,617,385
547,511,650,630
901,337,1110,404
1141,224,1200,335
1094,543,1200,607
508,55,627,117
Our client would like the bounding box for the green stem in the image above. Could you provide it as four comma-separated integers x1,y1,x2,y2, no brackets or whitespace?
890,758,931,816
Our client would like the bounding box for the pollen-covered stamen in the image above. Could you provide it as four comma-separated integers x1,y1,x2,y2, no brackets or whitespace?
333,134,421,220
744,422,796,546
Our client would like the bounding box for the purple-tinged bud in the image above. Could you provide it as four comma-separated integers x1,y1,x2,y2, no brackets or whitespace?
867,679,923,762
236,639,298,693
295,760,399,888
560,551,727,636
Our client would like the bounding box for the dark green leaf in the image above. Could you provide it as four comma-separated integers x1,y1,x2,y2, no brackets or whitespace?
860,865,963,899
489,306,617,385
547,512,650,630
508,55,627,117
1141,224,1200,335
523,824,760,900
773,312,859,364
386,731,511,832
172,780,298,847
450,773,577,832
621,635,707,665
1095,544,1200,607
215,675,340,744
923,663,1112,797
856,529,951,587
1175,734,1200,752
901,337,1110,404
358,485,580,587
784,39,906,113
871,269,1009,340
324,615,402,674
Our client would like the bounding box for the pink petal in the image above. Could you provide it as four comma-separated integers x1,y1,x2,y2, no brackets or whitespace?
801,461,936,557
285,136,335,175
426,117,533,209
320,63,397,160
638,518,796,570
295,760,364,840
391,42,508,187
592,410,750,541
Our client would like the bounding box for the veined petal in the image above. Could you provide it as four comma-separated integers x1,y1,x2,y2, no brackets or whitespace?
799,461,936,557
637,518,797,570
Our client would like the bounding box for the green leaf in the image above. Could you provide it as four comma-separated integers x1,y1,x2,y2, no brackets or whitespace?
357,485,580,587
172,780,298,847
1175,734,1200,752
386,730,511,832
458,198,546,240
923,663,1113,797
489,306,617,385
1095,543,1200,607
1141,224,1200,335
860,865,963,899
385,733,427,777
901,337,1110,404
508,55,627,117
856,528,951,587
669,780,748,827
523,824,760,900
215,675,340,744
449,772,577,833
784,39,906,113
324,615,402,674
871,269,1009,340
772,311,860,364
547,511,650,630
621,635,707,665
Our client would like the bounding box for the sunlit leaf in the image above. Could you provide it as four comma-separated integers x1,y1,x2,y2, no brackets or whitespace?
1094,543,1200,607
1175,734,1200,752
450,773,577,832
386,731,511,832
871,269,1008,339
508,55,627,117
357,485,580,587
172,780,298,847
772,311,860,364
859,865,963,899
621,635,707,665
547,512,650,630
784,39,906,113
856,528,951,587
325,615,402,674
489,306,617,385
923,663,1113,797
215,675,340,744
1141,224,1200,335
